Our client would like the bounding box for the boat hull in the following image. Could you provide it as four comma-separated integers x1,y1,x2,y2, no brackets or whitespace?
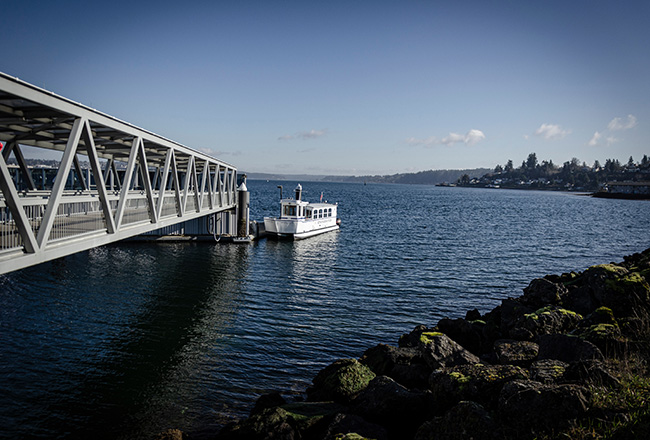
263,217,339,240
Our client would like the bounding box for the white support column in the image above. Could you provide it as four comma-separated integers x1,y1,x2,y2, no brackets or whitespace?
81,119,116,234
114,137,140,229
137,140,158,224
170,150,183,217
36,117,85,248
198,159,209,211
182,155,195,213
156,148,173,219
0,153,38,253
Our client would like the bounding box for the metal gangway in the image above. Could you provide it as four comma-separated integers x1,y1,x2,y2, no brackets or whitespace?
0,72,238,275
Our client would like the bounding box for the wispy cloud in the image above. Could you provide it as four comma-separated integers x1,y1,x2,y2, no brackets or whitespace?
407,129,486,147
587,131,601,147
534,123,571,140
607,114,637,131
588,114,636,146
278,129,327,141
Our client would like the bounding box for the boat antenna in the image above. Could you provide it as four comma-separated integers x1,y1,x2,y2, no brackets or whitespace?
277,185,283,199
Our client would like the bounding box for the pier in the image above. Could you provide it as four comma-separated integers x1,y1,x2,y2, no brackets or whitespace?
0,72,240,274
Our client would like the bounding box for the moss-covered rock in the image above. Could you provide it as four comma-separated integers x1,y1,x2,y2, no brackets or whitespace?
429,363,528,410
308,359,376,404
494,339,539,366
218,402,346,440
418,332,480,369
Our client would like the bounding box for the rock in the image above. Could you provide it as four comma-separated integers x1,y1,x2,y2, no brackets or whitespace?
509,305,583,340
353,376,434,439
498,379,591,432
563,360,620,388
307,359,376,404
578,306,618,327
315,413,388,440
437,317,498,355
573,323,627,357
217,402,346,440
537,334,604,363
493,339,539,367
529,359,568,384
251,392,287,416
465,308,482,322
418,332,480,369
521,278,567,308
153,429,185,440
499,298,535,336
399,325,432,348
360,344,431,389
429,363,528,411
414,401,499,440
564,264,650,317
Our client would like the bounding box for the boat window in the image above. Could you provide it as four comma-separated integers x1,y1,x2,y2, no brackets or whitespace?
284,205,296,216
306,209,311,219
328,208,332,217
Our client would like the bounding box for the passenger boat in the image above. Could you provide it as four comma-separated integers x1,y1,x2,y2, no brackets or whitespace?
264,184,340,239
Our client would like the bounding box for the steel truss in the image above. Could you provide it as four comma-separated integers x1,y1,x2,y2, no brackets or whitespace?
0,72,237,274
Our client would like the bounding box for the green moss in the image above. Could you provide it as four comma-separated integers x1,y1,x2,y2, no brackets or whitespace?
334,434,371,440
590,264,629,276
605,272,650,294
524,306,582,321
420,331,444,344
449,371,471,384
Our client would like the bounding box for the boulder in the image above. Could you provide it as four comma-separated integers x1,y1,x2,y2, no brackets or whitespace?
509,306,583,340
429,363,528,410
153,429,186,440
414,401,499,440
314,413,388,440
529,359,568,384
564,264,650,317
307,359,376,404
399,325,432,348
360,344,431,389
250,392,287,416
353,376,435,439
236,402,346,440
573,323,627,357
521,277,567,308
563,360,620,388
437,317,499,355
498,379,591,432
418,332,480,369
578,306,618,327
537,334,604,363
493,339,539,367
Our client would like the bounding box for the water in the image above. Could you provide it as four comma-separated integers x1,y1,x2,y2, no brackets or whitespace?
1,181,649,439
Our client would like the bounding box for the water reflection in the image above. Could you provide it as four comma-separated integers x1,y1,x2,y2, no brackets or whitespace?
0,243,251,440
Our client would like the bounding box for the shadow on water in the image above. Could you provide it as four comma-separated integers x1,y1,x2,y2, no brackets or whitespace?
2,242,250,440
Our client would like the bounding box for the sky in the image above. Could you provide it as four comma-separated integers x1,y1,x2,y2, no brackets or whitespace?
1,0,649,176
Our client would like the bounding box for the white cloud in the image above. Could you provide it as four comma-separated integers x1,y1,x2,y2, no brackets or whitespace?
407,129,485,147
607,114,637,131
278,129,327,141
535,123,570,140
465,129,486,146
588,131,601,146
441,132,466,145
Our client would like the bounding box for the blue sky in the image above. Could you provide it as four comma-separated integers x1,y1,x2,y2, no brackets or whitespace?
1,0,648,175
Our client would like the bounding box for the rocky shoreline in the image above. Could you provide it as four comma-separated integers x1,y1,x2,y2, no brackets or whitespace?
159,248,650,440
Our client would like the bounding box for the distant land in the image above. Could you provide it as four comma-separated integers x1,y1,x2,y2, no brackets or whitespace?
243,168,492,185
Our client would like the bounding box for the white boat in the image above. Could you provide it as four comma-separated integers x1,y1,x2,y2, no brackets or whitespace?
264,184,340,240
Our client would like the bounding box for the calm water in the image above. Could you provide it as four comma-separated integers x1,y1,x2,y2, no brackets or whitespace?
1,181,649,439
